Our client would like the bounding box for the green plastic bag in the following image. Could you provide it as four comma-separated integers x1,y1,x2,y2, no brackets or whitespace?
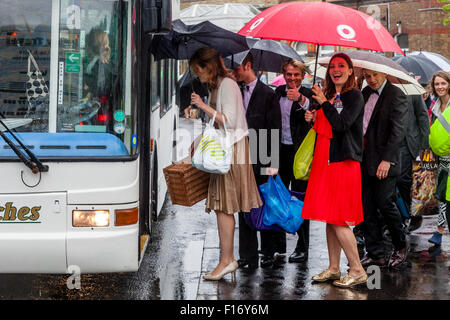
293,128,316,180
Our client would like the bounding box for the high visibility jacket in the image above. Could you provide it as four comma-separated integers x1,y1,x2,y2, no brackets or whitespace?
429,100,450,201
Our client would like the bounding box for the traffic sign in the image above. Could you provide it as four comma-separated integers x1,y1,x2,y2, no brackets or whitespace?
65,52,81,73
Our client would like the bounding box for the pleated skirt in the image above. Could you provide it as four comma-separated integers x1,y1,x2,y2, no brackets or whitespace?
205,137,263,215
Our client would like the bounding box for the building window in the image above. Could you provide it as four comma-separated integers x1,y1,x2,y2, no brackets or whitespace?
396,33,409,53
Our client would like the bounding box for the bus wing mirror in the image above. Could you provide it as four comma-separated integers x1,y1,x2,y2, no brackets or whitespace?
143,0,172,34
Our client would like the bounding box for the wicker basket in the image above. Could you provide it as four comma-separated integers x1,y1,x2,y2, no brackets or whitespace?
163,162,210,206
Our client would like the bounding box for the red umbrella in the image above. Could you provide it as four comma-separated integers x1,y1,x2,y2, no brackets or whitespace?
238,1,403,54
238,1,404,81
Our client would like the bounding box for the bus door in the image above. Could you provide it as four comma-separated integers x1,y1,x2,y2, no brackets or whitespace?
0,192,67,273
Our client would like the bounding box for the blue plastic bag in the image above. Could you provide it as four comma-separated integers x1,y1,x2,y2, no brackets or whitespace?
243,188,284,232
260,175,304,234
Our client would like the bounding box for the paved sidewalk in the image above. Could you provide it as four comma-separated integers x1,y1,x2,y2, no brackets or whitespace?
197,215,449,300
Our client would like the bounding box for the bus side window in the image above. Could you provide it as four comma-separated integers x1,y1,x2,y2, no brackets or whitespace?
150,55,160,111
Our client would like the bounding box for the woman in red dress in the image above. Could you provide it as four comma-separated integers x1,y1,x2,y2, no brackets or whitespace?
302,53,367,288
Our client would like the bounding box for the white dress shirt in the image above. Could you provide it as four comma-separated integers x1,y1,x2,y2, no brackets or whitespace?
363,79,387,135
243,79,258,112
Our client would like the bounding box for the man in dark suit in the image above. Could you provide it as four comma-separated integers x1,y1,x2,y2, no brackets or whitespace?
233,53,283,269
360,69,409,269
274,59,314,264
397,93,430,220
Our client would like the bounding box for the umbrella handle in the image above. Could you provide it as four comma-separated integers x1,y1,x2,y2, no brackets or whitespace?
187,68,198,109
313,45,320,85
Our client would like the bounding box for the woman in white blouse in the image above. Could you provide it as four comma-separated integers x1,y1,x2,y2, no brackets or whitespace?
187,47,262,281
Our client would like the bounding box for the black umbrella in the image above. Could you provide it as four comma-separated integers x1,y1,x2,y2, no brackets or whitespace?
224,38,304,73
151,19,249,60
391,54,442,85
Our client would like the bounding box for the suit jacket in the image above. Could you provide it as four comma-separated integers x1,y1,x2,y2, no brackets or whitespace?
243,80,282,185
274,85,314,151
362,80,408,177
321,88,364,163
404,94,430,158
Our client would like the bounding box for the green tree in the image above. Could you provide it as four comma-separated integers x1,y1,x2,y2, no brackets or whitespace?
438,0,450,25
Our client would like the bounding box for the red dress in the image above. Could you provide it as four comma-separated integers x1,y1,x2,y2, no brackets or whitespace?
301,109,363,226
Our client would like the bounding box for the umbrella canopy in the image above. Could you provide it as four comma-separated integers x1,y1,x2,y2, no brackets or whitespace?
224,38,304,72
238,1,403,54
309,50,425,95
391,54,442,85
151,19,249,60
409,51,450,72
270,74,286,86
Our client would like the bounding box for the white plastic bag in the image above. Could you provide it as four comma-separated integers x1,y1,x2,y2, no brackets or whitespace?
192,111,232,174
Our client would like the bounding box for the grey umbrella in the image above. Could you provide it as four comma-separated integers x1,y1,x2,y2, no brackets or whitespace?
309,50,426,95
224,38,304,72
151,19,249,60
391,54,441,85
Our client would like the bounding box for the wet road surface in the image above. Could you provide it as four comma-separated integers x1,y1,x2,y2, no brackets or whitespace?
0,118,448,300
0,196,448,300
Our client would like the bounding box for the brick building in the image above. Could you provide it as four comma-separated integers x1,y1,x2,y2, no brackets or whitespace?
328,0,450,58
181,0,450,58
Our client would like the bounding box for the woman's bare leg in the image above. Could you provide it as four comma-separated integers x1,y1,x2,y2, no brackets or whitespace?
331,224,365,277
210,211,236,275
326,223,342,273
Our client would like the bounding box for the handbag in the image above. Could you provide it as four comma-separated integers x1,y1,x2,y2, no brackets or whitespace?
434,168,449,202
260,175,304,234
410,150,439,216
25,51,49,130
293,128,316,180
191,111,232,174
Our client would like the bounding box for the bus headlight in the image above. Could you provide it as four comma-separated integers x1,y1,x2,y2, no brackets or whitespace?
72,210,110,227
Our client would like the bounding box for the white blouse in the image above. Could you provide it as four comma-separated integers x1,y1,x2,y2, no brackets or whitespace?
208,77,249,145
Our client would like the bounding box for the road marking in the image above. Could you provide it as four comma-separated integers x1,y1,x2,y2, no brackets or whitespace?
183,240,204,272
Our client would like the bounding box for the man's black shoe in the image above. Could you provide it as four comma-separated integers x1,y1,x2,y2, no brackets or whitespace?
408,216,423,232
237,258,258,269
360,254,386,268
260,255,273,268
288,250,308,263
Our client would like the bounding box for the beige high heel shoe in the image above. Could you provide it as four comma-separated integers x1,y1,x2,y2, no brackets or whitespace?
203,261,238,281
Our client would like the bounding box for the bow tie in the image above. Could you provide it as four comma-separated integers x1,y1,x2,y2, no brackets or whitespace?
240,83,250,91
369,88,379,95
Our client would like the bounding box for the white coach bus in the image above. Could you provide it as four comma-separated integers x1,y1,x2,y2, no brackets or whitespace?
0,0,179,273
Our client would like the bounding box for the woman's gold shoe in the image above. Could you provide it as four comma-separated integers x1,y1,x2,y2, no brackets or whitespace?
332,273,368,288
312,269,341,282
202,261,238,281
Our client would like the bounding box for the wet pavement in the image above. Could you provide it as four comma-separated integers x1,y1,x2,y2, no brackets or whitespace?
0,118,448,300
0,194,448,300
199,210,449,300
